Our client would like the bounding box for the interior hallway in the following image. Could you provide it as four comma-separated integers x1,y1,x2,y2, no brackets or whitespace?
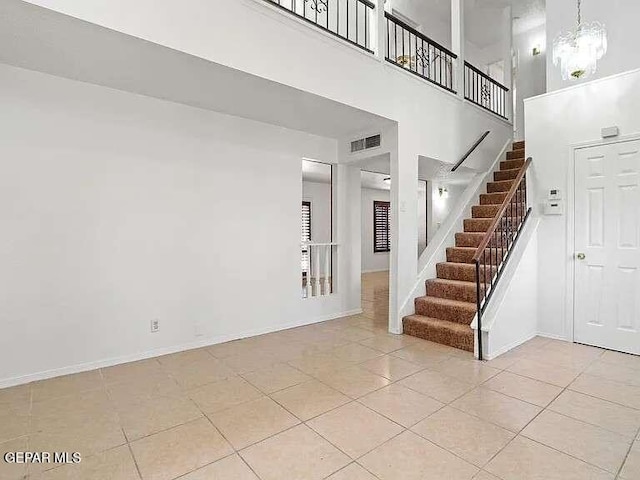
360,271,390,328
2,303,639,479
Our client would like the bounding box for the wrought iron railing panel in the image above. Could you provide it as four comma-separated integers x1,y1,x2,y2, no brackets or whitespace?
385,12,457,93
265,0,375,52
464,62,509,119
473,158,532,360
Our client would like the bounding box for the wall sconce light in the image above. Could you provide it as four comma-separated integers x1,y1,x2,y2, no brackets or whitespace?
438,187,449,199
532,45,542,56
383,177,391,186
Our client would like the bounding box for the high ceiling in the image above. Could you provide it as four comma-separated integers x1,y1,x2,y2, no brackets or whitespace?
391,0,545,48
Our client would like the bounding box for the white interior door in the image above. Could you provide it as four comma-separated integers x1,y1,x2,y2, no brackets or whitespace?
574,140,640,355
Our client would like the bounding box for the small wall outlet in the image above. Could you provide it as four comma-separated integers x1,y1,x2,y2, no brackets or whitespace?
150,319,159,333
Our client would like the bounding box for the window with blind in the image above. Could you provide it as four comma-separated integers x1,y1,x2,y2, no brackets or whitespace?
301,201,311,273
373,200,391,253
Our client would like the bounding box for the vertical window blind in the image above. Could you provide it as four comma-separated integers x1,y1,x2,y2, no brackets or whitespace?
373,200,391,253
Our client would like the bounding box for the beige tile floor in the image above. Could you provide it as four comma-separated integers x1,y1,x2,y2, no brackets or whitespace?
1,275,639,479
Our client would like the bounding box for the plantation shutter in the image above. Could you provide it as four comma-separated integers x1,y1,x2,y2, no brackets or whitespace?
301,201,311,272
373,201,391,253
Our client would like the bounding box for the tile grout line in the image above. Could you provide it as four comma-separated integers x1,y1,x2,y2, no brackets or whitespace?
614,424,640,480
7,324,639,480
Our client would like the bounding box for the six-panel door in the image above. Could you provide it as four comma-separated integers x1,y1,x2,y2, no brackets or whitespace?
574,140,640,355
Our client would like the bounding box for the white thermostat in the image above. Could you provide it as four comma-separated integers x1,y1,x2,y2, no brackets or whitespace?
548,189,562,201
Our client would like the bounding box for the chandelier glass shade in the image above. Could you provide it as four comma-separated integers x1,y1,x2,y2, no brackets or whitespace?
553,0,607,80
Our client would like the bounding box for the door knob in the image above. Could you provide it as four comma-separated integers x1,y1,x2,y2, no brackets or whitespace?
576,253,586,260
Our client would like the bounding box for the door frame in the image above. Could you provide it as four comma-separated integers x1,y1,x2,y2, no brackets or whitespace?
566,133,640,344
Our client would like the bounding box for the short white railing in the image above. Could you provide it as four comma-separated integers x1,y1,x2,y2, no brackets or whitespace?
302,242,337,298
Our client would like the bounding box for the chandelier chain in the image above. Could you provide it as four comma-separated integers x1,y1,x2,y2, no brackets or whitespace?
577,0,582,26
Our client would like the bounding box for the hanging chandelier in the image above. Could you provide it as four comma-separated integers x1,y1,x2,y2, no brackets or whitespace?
552,0,607,81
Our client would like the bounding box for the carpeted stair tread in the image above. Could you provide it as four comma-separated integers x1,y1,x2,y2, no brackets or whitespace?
455,232,510,248
464,218,493,232
487,179,516,193
494,168,521,181
415,296,477,324
506,149,526,160
501,159,526,170
513,140,525,150
455,232,485,247
403,315,474,351
480,191,524,205
472,205,501,218
436,262,497,283
464,216,523,233
446,247,504,264
426,278,484,303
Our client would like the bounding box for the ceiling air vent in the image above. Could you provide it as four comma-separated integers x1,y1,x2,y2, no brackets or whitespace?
351,134,381,153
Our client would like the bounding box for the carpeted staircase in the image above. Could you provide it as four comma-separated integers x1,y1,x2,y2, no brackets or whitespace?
403,140,526,352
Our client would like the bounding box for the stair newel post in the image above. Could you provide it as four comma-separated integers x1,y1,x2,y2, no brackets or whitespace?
475,259,483,361
323,245,331,296
314,245,321,297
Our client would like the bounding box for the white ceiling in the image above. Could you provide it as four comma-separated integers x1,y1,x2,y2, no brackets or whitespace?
361,171,391,191
0,0,392,140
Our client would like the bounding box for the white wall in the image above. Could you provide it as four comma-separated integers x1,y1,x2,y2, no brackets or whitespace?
484,220,539,359
361,188,391,273
547,0,640,92
18,0,514,334
427,183,465,243
514,24,547,140
302,180,332,243
525,68,640,339
0,64,362,387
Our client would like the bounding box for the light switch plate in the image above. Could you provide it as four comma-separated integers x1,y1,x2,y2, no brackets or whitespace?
544,200,564,215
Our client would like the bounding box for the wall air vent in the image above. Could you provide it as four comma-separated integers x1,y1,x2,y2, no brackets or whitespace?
351,134,381,153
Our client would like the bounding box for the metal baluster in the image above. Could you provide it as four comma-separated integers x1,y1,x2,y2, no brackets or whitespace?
364,2,368,49
386,16,390,60
355,0,359,46
346,0,349,43
402,26,405,67
394,19,397,64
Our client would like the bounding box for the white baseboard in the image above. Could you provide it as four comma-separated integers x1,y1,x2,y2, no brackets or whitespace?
487,331,574,360
0,308,363,389
486,332,537,360
536,332,570,341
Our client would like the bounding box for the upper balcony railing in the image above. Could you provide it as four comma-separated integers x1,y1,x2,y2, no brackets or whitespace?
265,2,510,120
464,62,509,119
384,12,457,93
265,0,375,52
